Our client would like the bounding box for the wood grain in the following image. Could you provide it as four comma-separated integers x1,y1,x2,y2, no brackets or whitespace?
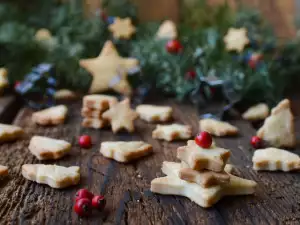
1,98,300,224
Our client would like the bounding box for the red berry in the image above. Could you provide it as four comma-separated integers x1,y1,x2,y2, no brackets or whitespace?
74,198,92,217
166,40,183,54
185,70,196,80
92,195,106,211
251,136,262,149
79,135,92,149
195,131,212,148
75,189,94,201
14,81,21,89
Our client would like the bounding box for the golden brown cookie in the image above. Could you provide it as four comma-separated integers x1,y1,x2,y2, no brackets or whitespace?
80,41,138,95
108,17,136,39
177,140,231,172
136,104,172,122
0,165,8,177
22,164,80,189
32,105,68,126
83,94,118,111
252,148,300,171
28,136,71,160
102,99,138,133
242,103,269,121
100,141,153,163
152,124,192,141
81,118,108,129
257,99,295,148
0,123,23,143
223,27,249,52
199,119,238,137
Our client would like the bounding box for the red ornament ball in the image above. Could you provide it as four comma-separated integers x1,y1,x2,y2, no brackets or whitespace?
14,81,21,89
248,53,263,69
185,70,196,80
74,198,92,217
92,195,106,211
75,189,94,202
166,40,183,54
251,136,262,149
195,131,212,148
79,135,92,149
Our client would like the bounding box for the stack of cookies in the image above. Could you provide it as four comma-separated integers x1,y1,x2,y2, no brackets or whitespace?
151,139,257,208
81,95,118,129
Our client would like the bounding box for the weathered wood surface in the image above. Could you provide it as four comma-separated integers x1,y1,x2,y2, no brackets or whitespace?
0,98,300,224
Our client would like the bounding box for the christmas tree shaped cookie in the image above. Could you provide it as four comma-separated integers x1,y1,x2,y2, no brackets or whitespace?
80,41,138,95
151,134,257,208
257,99,295,148
156,20,177,40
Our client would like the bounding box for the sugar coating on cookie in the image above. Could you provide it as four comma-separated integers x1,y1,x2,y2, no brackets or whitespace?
136,105,172,122
152,124,192,141
22,164,80,189
151,161,256,208
242,103,269,121
252,148,300,171
32,105,68,126
257,99,295,148
100,141,152,163
82,118,107,129
0,123,23,143
29,136,71,160
0,165,8,177
83,94,118,111
177,140,231,172
199,119,238,137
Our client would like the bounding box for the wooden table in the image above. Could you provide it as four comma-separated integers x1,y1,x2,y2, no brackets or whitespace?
1,95,300,225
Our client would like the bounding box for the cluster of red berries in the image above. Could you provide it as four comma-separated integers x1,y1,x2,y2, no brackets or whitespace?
74,189,106,217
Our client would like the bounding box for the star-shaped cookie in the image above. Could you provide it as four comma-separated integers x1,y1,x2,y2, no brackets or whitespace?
177,140,231,172
199,119,238,137
223,28,249,52
156,20,177,40
100,141,153,163
102,99,138,133
108,17,136,39
80,41,138,95
257,99,295,148
152,124,192,141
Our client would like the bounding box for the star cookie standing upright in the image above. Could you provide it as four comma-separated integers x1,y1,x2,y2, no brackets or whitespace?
109,17,136,39
223,28,249,53
80,41,138,95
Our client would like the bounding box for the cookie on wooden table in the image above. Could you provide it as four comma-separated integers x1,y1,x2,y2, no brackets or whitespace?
81,108,102,119
100,141,152,163
0,123,23,143
32,105,68,126
151,161,256,208
22,164,80,189
163,161,230,188
252,148,300,171
54,89,77,100
257,99,295,148
177,140,231,172
152,124,192,141
156,20,177,40
136,105,172,123
0,165,8,177
199,119,238,137
28,136,71,160
83,94,118,111
102,99,138,133
82,118,107,129
242,103,269,121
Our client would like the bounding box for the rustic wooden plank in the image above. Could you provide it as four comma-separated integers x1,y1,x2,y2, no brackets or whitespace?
1,98,300,224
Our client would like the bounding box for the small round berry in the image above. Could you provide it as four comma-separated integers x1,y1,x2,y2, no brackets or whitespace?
75,189,94,201
92,195,106,211
79,135,92,149
195,131,212,148
74,198,92,217
251,136,262,149
166,40,183,54
185,70,196,80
